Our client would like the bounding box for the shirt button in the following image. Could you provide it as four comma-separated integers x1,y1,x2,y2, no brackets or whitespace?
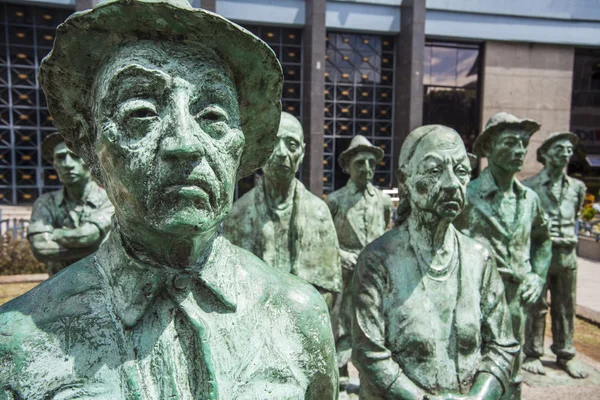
172,273,191,291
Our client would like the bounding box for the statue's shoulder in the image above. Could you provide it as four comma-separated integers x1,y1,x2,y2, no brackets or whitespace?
521,172,542,189
568,175,586,191
0,258,103,362
455,228,491,262
229,187,256,213
228,238,326,315
361,225,408,262
32,189,60,208
298,180,332,218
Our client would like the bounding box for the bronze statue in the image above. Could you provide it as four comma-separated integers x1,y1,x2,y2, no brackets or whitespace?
352,125,519,400
0,1,338,398
455,112,552,399
223,112,342,307
522,132,588,379
27,132,114,275
324,134,392,377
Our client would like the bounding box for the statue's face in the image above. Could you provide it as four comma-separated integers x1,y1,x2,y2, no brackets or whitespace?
262,118,305,182
93,42,244,235
406,131,470,221
486,128,530,174
348,151,376,187
53,141,91,185
545,138,574,168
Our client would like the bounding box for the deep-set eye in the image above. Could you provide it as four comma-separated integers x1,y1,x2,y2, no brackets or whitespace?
129,109,157,119
455,166,469,177
196,105,228,123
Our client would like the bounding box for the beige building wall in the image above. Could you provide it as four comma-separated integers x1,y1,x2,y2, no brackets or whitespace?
480,41,574,180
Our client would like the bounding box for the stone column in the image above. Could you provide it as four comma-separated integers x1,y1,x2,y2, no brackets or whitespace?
200,0,216,11
75,0,102,11
302,0,326,195
480,41,575,179
392,0,425,174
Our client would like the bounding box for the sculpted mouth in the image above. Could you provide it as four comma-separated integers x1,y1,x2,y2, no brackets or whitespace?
165,179,215,208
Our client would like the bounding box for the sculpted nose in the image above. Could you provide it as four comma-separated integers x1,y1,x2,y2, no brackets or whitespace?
160,97,204,160
272,139,286,158
441,167,460,190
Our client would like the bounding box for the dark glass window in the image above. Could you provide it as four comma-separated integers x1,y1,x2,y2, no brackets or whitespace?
422,41,481,152
1,3,73,205
324,32,395,195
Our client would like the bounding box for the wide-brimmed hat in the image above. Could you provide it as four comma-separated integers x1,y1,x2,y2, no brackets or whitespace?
41,132,66,164
537,131,579,164
473,112,540,157
38,0,283,181
339,135,384,172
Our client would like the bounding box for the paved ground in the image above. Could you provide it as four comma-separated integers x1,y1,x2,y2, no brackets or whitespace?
577,257,600,322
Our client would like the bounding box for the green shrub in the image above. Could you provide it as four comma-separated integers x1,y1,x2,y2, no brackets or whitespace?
0,235,45,275
581,206,597,222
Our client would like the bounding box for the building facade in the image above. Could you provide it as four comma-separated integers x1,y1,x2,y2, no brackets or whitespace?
1,0,600,210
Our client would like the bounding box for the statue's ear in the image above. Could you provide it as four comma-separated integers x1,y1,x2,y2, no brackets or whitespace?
396,169,406,186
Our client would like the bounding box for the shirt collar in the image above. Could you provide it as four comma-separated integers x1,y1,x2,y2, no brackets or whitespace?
56,180,104,208
479,167,527,200
539,168,569,187
348,179,375,197
95,225,238,328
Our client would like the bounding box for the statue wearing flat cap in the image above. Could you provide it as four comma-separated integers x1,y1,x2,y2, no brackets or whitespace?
27,132,114,275
324,135,392,376
223,112,342,308
352,125,518,400
0,1,337,398
454,112,552,399
521,132,588,379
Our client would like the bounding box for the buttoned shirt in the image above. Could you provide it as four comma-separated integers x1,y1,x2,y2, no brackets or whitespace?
522,169,586,270
325,181,392,262
352,224,518,399
454,168,551,282
27,180,114,273
0,229,338,399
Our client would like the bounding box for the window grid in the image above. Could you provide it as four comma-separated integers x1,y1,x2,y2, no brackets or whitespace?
323,32,395,195
1,3,73,205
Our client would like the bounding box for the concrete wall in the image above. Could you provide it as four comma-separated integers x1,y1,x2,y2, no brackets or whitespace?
480,41,575,180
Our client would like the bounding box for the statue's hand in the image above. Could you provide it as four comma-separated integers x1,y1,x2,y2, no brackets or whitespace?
30,233,62,256
53,223,101,248
340,249,358,270
520,273,545,304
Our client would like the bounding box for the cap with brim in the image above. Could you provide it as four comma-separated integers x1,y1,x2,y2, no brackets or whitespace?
39,0,283,181
339,135,384,172
473,112,540,157
537,131,579,164
467,152,478,171
41,132,66,163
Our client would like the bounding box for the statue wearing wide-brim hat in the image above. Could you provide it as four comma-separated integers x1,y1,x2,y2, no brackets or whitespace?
338,135,384,173
537,131,579,164
39,0,283,181
472,112,541,158
1,0,338,397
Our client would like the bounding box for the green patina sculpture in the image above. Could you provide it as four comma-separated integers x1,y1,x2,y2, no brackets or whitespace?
0,1,338,398
522,132,588,379
352,125,519,400
454,112,553,400
324,135,392,375
223,112,342,308
27,132,114,275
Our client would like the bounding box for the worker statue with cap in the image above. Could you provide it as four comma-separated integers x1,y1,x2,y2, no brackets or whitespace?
454,112,552,399
352,125,518,400
521,132,588,379
223,111,342,309
324,135,392,377
27,132,114,275
0,1,338,398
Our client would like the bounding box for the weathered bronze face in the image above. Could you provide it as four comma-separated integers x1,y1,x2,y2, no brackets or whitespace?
53,141,91,185
486,128,530,174
262,113,305,181
93,41,244,235
348,151,376,187
545,138,574,168
406,130,470,221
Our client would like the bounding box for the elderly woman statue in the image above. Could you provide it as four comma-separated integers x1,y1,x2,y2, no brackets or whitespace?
352,125,519,400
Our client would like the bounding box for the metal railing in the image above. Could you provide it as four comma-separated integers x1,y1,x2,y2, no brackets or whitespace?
0,218,30,239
